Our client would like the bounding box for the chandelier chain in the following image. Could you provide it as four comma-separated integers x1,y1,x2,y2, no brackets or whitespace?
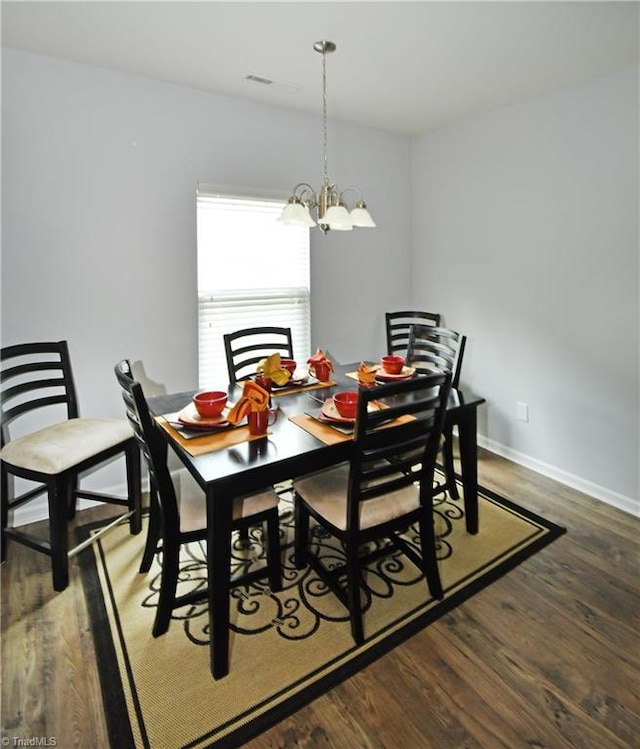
322,47,328,185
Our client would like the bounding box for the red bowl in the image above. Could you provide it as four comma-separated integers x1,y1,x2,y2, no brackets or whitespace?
381,355,405,375
280,358,297,376
333,391,359,419
193,390,227,418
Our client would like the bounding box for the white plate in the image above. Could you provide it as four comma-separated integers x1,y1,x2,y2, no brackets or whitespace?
320,399,355,423
319,398,384,423
176,403,232,429
375,365,415,382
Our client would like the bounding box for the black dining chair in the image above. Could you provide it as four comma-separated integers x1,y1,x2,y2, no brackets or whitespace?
293,372,451,645
385,310,441,358
406,324,467,499
114,359,282,637
1,341,142,592
223,326,294,387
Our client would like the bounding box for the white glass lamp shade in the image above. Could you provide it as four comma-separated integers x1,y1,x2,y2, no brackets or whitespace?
350,203,376,228
322,204,353,231
279,201,317,227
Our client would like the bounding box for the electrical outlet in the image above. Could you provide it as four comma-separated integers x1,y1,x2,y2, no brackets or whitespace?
516,402,529,422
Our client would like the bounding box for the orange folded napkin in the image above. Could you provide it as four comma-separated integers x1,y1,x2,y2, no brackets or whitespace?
256,353,291,386
356,361,377,385
226,380,270,424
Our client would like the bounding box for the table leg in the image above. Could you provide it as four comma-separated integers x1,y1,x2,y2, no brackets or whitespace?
207,488,232,679
456,406,480,535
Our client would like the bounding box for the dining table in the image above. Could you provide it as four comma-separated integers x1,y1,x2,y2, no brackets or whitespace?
147,360,486,679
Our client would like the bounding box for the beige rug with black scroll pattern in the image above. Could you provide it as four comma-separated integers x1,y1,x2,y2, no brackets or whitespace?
79,479,565,748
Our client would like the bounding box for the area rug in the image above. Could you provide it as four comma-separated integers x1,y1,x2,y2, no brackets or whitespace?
79,480,565,749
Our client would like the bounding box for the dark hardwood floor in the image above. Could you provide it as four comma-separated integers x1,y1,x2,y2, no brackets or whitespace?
2,448,638,748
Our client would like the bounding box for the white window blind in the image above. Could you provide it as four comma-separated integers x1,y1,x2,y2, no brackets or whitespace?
197,191,311,389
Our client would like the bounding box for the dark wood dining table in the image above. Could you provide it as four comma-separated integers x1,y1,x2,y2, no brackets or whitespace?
147,362,485,679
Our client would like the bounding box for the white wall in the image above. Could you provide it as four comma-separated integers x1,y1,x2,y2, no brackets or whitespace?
3,50,638,520
1,49,412,514
411,68,639,513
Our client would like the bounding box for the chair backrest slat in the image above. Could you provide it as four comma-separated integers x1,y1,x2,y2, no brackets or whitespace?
223,326,294,386
385,311,441,357
406,324,466,389
1,341,79,445
114,359,180,532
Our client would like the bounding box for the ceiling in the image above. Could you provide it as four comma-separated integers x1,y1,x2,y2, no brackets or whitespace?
2,1,638,136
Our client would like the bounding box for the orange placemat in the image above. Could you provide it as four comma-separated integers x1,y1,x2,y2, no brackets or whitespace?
156,418,269,457
288,414,352,445
289,410,417,447
271,379,337,397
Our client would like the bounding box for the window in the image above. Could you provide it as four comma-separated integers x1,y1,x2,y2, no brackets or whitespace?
197,189,311,388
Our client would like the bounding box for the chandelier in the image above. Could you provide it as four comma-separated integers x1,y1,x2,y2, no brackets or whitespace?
279,41,376,233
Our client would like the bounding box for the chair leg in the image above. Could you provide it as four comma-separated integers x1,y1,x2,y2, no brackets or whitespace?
294,495,310,570
345,543,364,645
125,441,142,535
443,426,459,500
1,465,9,563
418,507,443,600
152,540,180,637
140,485,161,573
265,510,282,592
66,476,78,520
49,478,70,592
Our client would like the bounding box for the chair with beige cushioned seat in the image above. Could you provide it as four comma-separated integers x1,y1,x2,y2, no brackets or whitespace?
114,359,282,637
1,341,142,592
293,372,451,645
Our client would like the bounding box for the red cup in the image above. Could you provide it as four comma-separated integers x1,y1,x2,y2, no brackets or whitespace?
309,362,331,382
280,359,297,376
381,355,405,375
248,408,278,436
254,375,272,393
333,391,359,419
193,390,227,418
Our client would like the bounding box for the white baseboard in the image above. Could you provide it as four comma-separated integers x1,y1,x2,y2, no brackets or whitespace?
478,435,639,517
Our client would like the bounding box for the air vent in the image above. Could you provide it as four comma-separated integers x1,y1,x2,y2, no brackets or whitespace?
244,74,300,95
245,74,273,86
